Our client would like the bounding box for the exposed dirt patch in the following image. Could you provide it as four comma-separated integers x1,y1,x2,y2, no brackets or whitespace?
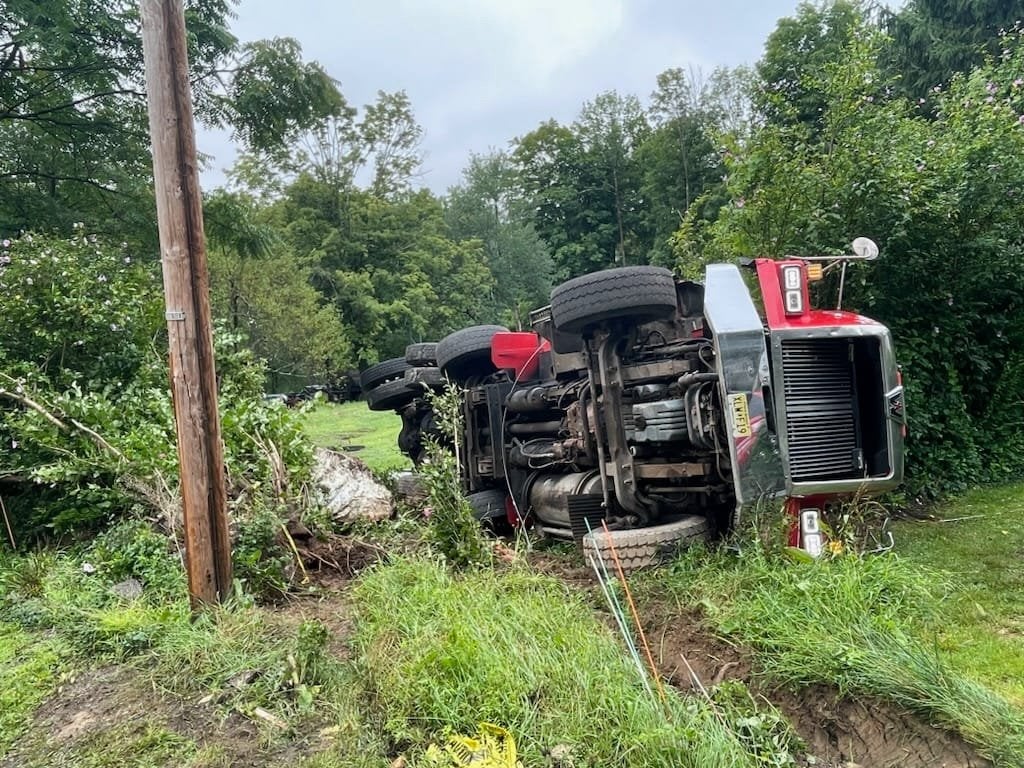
646,606,752,691
643,606,993,768
285,523,387,589
770,683,991,768
0,664,323,768
525,548,600,589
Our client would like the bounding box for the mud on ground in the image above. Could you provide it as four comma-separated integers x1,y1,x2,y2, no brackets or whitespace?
527,549,991,768
0,664,327,768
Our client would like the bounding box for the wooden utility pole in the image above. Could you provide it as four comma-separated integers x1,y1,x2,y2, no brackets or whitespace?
140,0,232,609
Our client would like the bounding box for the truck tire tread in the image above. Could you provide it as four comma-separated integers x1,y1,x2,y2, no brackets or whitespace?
550,266,677,335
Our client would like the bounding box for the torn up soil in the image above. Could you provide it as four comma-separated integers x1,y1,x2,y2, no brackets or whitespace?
526,550,993,768
644,606,992,768
0,664,324,768
281,522,387,591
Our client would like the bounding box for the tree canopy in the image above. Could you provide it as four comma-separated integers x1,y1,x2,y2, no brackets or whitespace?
0,0,340,242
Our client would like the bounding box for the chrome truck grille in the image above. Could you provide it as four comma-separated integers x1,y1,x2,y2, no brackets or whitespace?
781,339,860,481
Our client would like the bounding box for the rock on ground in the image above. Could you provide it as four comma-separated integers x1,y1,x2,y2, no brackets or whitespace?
312,448,393,524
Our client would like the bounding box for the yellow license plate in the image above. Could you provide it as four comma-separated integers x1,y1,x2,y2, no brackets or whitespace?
728,393,751,438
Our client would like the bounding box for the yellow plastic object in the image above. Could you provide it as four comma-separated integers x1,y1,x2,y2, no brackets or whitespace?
806,263,824,282
424,722,521,768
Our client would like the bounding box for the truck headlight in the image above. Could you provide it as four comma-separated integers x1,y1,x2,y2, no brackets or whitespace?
781,265,804,314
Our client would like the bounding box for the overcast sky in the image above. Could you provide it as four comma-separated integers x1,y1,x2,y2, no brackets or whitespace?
197,0,812,194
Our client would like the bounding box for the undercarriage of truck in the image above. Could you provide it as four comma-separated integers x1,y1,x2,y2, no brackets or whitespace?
359,241,905,568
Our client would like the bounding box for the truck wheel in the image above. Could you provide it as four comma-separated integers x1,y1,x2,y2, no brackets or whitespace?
405,342,438,367
360,357,410,391
394,471,426,501
405,366,445,392
437,325,507,380
550,266,678,335
366,377,418,411
466,489,508,521
581,515,709,574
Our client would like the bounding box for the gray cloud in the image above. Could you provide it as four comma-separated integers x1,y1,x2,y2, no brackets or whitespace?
197,0,807,193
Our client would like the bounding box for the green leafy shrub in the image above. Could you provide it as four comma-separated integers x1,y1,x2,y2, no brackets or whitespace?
0,231,314,541
679,27,1024,495
231,502,294,600
84,518,185,599
420,385,489,569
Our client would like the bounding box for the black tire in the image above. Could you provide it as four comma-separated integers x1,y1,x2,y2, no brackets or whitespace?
550,266,678,335
466,489,508,521
405,342,438,367
360,357,410,391
405,366,445,392
436,325,507,380
394,471,426,501
366,377,418,411
581,516,709,574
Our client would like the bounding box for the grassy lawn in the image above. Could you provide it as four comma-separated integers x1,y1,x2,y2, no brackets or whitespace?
892,483,1024,705
0,621,71,757
351,558,782,768
299,400,408,473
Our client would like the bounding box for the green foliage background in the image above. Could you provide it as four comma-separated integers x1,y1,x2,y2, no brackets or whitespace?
678,22,1024,494
0,232,312,539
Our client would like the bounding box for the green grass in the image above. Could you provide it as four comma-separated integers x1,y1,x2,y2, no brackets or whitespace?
892,483,1024,705
48,722,197,768
0,621,71,757
655,543,1024,766
0,541,388,765
350,557,794,768
299,401,407,472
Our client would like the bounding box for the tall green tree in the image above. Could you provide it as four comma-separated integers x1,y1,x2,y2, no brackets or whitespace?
679,28,1024,493
574,91,650,269
514,92,650,280
445,151,552,328
883,0,1024,101
204,189,351,384
638,67,743,264
0,0,340,240
270,177,493,366
755,0,865,129
232,89,423,202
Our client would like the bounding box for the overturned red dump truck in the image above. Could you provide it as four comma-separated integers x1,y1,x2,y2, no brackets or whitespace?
360,238,905,568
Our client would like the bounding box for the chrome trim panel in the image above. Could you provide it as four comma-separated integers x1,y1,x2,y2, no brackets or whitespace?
704,264,786,506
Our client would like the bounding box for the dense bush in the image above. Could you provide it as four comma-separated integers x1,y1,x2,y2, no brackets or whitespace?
0,231,313,540
678,29,1024,495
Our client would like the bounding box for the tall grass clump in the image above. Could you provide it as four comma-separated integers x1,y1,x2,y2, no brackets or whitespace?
351,557,776,768
662,545,1024,766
